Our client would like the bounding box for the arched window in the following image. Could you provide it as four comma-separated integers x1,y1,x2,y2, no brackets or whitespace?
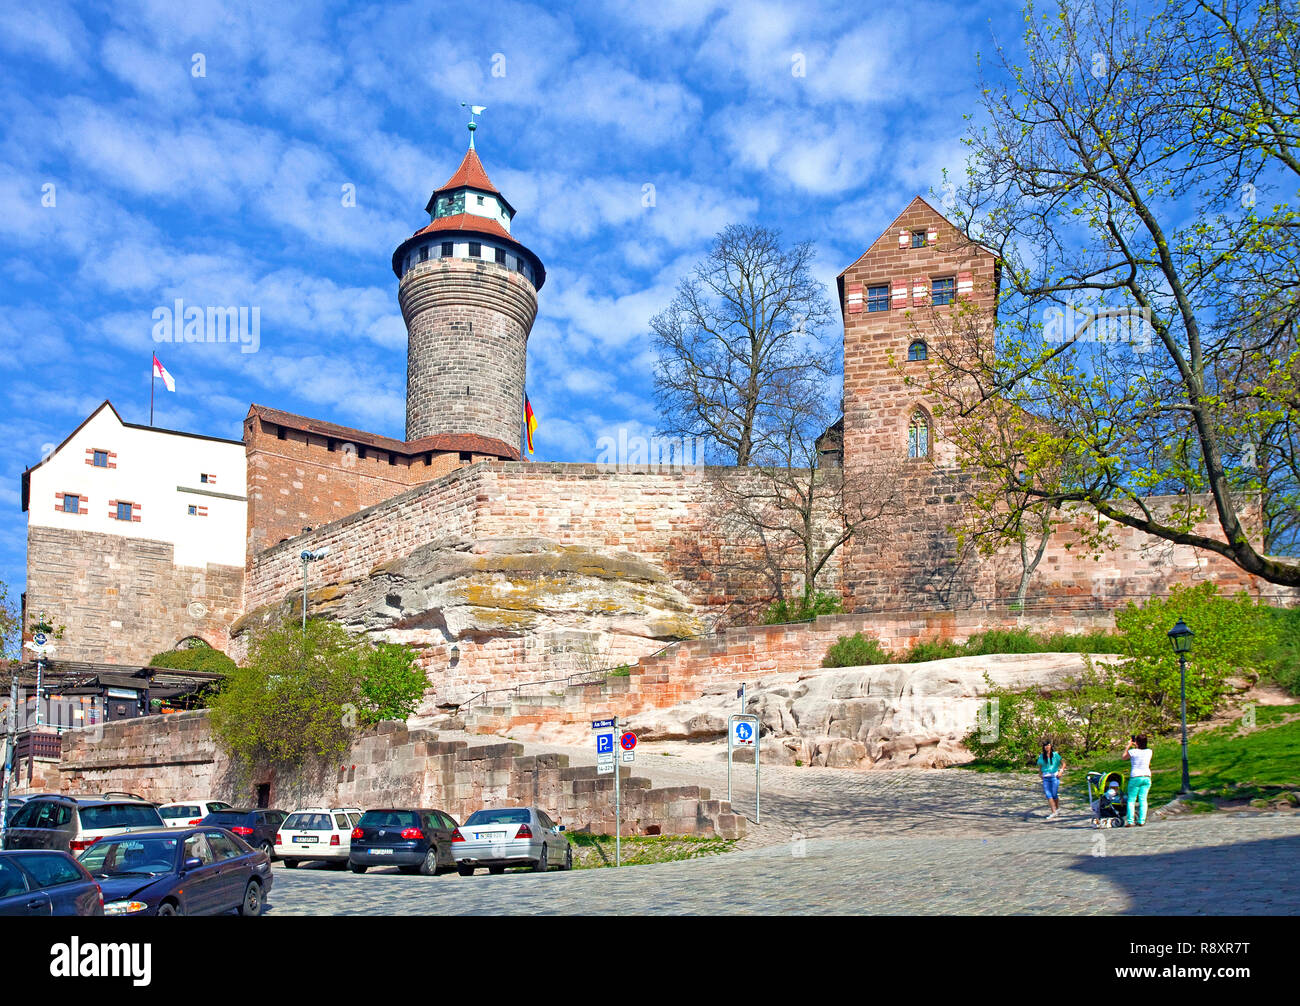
908,411,930,459
908,340,928,361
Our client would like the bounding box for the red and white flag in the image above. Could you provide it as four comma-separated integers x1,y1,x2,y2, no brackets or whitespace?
152,354,176,392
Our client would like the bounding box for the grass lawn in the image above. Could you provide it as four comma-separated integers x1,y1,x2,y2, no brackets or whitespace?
565,832,736,869
1064,703,1300,810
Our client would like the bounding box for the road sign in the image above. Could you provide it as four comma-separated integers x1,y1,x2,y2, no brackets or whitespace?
591,717,616,730
622,751,634,763
727,713,761,825
596,732,615,755
620,732,637,751
597,758,615,774
33,633,47,646
733,720,755,746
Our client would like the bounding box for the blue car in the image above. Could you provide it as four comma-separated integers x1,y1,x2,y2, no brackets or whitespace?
0,850,104,916
76,828,273,916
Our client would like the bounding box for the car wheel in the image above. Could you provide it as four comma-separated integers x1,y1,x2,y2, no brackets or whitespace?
237,880,263,917
260,841,275,860
564,845,573,871
457,864,475,877
283,858,299,869
534,845,548,872
157,901,182,916
418,847,438,877
488,865,505,875
331,860,348,870
350,863,368,874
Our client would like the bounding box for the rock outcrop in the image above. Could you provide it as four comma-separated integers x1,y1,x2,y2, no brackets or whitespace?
625,652,1119,769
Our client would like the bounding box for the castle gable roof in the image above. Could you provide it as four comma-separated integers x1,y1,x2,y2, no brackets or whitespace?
837,195,998,278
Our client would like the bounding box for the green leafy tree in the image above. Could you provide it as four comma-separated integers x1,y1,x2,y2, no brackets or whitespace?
209,620,428,769
1114,583,1276,730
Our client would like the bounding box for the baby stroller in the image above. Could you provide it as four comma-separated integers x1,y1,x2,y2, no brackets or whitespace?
1087,770,1127,828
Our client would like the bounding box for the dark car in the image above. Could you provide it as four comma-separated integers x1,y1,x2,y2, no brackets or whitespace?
197,808,287,858
348,808,459,875
0,850,104,916
77,828,273,916
4,796,166,854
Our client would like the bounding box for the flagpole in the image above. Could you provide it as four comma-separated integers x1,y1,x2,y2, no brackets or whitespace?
150,357,155,427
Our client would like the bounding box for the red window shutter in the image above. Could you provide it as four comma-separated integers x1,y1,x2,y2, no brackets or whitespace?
891,279,909,309
912,276,929,307
847,283,863,314
926,226,939,246
957,271,973,297
898,229,909,250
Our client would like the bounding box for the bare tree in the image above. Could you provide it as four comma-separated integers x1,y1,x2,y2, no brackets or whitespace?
652,225,835,466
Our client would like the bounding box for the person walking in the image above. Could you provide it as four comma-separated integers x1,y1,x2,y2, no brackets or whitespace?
1036,739,1065,819
1125,734,1153,827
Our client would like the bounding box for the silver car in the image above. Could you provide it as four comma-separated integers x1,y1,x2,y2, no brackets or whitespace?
453,806,572,875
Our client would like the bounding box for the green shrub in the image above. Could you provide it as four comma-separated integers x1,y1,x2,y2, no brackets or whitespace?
822,632,893,667
763,591,843,625
1261,607,1300,696
148,645,237,676
903,638,967,662
1114,583,1276,731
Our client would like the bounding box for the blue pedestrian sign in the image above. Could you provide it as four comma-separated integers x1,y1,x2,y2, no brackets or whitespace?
596,733,615,754
733,720,755,746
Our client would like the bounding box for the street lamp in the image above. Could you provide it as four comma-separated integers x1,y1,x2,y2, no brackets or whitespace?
1167,618,1194,794
300,547,332,632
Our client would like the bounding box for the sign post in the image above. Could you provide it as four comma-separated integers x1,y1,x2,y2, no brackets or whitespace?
727,713,761,824
0,670,16,849
592,717,621,867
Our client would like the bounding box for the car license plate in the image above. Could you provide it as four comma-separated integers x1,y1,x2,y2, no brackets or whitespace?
477,831,506,840
369,848,392,855
293,836,318,844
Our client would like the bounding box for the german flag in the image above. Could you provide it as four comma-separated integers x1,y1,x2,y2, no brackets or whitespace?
524,395,537,455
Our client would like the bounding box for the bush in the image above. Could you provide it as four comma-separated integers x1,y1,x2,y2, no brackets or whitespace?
763,591,843,625
903,638,967,662
1261,607,1300,696
1114,583,1276,731
208,619,428,769
822,632,893,667
148,646,237,676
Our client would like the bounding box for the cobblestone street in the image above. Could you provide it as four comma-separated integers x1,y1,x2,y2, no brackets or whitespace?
263,752,1300,915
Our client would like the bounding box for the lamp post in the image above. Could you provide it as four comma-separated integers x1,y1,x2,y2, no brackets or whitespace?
1167,618,1194,794
300,547,332,632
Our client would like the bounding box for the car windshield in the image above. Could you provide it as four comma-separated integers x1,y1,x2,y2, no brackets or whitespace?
78,804,165,830
357,811,419,829
78,836,180,877
464,809,531,826
203,812,247,825
284,813,334,831
159,806,199,820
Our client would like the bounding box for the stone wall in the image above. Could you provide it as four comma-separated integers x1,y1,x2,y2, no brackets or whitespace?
24,526,244,664
53,712,744,839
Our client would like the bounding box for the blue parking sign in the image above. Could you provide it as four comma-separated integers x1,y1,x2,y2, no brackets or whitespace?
596,733,614,754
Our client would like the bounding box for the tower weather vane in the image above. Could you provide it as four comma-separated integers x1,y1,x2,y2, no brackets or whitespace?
460,102,486,147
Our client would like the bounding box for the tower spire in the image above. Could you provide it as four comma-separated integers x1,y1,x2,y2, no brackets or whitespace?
461,102,486,149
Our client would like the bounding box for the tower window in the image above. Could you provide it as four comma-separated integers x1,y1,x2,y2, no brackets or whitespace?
92,450,108,467
908,412,931,459
911,230,927,248
62,494,82,514
468,242,481,258
908,340,928,362
419,246,429,262
932,277,956,306
115,502,133,521
515,258,524,273
495,248,506,265
476,194,485,205
867,285,889,312
441,242,453,257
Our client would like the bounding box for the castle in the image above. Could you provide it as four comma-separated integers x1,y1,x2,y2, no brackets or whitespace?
21,135,1292,708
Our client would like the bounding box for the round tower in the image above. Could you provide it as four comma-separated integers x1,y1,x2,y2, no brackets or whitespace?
392,128,545,456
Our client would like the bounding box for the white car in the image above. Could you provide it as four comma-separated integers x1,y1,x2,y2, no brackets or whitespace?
157,800,233,829
275,807,363,868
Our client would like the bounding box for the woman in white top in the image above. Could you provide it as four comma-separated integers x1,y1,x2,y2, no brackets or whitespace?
1124,734,1153,826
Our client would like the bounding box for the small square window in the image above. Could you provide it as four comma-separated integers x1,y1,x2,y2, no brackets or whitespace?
911,230,927,248
62,495,80,514
932,277,956,306
200,473,210,484
188,505,197,516
866,285,890,312
441,242,453,257
92,450,108,467
494,248,506,265
468,242,481,258
476,194,485,205
115,502,133,521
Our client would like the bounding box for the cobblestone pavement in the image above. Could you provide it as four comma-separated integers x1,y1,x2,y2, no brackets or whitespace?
265,812,1300,915
265,731,1300,914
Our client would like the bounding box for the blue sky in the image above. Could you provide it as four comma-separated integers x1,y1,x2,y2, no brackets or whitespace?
0,0,1025,594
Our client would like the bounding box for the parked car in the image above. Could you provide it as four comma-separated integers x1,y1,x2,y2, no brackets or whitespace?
452,806,572,875
348,808,459,875
101,792,155,804
158,800,234,829
196,808,287,858
0,850,104,916
77,828,272,916
3,796,166,854
274,807,363,868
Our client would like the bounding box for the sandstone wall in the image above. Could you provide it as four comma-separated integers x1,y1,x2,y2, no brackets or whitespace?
24,526,243,664
53,712,744,839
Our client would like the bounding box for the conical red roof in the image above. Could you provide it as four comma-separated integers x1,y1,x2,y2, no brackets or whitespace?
437,148,500,195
